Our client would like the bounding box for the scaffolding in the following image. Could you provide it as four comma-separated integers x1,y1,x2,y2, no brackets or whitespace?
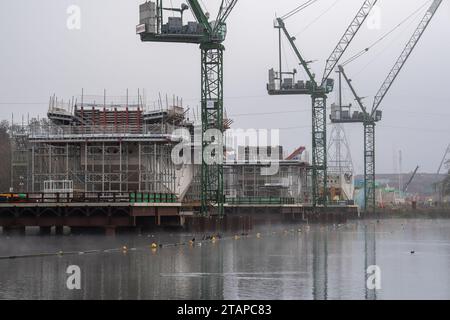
27,138,177,194
11,126,30,193
10,93,192,199
9,92,316,208
327,123,355,201
224,161,309,204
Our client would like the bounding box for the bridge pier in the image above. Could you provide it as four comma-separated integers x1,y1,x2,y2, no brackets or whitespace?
104,226,116,236
3,226,26,236
55,226,64,235
39,226,52,235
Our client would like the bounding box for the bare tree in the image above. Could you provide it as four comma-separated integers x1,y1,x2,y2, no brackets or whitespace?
0,121,11,192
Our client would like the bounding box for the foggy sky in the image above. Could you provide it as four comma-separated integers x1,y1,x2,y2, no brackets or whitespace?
0,0,449,174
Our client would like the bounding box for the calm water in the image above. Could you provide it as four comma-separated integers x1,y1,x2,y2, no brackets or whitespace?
1,218,450,300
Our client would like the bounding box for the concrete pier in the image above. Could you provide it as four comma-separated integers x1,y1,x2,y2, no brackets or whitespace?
104,226,116,236
3,226,26,236
0,201,359,235
39,226,52,235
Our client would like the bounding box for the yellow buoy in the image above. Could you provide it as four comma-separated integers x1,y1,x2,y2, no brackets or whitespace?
256,233,261,238
151,243,158,249
122,246,128,251
234,235,240,240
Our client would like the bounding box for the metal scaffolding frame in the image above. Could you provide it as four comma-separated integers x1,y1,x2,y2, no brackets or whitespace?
224,162,308,204
25,136,177,195
10,95,187,197
11,129,30,193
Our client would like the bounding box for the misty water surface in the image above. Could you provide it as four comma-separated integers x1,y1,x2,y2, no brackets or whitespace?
1,219,450,300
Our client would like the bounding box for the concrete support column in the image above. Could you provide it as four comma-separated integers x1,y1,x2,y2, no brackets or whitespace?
155,208,161,226
39,226,52,235
105,226,116,236
4,226,26,236
55,226,64,235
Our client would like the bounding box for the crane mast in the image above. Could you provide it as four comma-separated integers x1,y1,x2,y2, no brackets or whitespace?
333,0,442,212
337,65,380,211
364,0,443,211
138,0,238,216
268,1,376,207
198,0,238,216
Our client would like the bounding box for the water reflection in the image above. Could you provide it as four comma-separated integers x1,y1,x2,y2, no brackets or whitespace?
312,229,328,300
1,219,450,300
364,223,377,300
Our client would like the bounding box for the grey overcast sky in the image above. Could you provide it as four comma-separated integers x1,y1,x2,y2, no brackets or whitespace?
0,0,449,174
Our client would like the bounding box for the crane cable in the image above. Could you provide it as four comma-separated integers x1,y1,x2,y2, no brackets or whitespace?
198,0,208,17
341,1,431,66
294,0,342,37
170,0,175,16
281,0,320,21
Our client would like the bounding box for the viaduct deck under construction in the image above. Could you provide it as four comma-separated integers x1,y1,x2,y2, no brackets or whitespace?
1,93,357,234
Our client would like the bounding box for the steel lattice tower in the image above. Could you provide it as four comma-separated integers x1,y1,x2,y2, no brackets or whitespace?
201,43,225,216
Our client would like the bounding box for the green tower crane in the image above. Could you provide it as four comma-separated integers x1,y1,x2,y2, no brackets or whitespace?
137,0,238,216
332,0,443,212
267,0,377,207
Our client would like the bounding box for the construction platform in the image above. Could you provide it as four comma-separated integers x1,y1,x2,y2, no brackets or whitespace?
0,192,359,235
0,192,184,235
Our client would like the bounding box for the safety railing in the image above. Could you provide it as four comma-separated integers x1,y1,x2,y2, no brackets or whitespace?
226,197,297,205
28,123,180,138
0,192,178,204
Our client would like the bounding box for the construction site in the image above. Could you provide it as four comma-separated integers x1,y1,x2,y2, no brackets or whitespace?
0,86,358,234
0,0,448,234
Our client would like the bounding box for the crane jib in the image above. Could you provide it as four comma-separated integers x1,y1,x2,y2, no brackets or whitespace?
371,0,443,116
321,0,378,87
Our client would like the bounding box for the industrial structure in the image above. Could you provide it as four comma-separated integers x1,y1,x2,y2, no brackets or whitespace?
7,92,323,205
224,146,310,205
2,94,362,234
435,144,450,203
267,0,377,207
437,143,450,175
327,123,354,201
137,0,238,216
3,0,445,235
10,93,193,199
403,166,420,194
331,0,443,211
